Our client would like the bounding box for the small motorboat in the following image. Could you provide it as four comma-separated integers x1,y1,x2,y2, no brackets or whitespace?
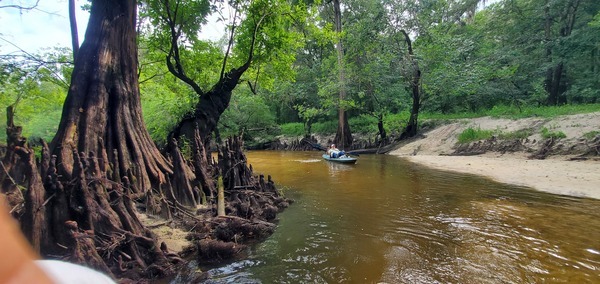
322,154,358,164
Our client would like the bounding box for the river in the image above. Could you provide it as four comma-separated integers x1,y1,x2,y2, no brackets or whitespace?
198,151,600,283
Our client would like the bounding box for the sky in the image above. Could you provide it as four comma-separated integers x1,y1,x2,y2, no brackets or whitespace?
0,0,89,54
0,0,225,55
0,0,497,56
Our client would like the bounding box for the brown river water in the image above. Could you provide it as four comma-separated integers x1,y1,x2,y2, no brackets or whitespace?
191,151,600,283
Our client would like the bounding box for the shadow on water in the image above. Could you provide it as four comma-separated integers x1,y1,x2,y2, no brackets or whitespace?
191,151,600,284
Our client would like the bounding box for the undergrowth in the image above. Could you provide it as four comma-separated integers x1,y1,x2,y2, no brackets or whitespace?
458,127,494,144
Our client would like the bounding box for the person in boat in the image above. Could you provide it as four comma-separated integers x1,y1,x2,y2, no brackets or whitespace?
328,144,346,158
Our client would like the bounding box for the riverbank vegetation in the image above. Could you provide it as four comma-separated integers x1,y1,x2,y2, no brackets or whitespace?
3,0,599,148
1,0,599,281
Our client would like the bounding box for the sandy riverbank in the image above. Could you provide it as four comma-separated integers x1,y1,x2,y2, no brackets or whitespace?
402,154,600,199
388,112,600,199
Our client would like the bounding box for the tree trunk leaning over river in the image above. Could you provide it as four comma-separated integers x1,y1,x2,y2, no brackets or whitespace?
162,0,267,147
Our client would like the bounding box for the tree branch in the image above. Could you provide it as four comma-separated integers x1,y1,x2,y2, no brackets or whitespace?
220,6,240,80
0,0,40,10
162,0,204,95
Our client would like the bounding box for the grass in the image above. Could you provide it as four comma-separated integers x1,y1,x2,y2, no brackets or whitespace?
457,127,495,144
583,131,600,139
312,121,337,135
421,103,600,120
487,104,600,118
349,115,378,134
540,127,567,139
279,120,341,137
279,122,305,137
457,125,569,145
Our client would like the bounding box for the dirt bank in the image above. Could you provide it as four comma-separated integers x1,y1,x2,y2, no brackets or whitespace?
390,112,600,199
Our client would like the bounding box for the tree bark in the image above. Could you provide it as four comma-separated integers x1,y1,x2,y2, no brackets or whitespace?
69,0,79,59
3,0,289,279
39,0,178,277
51,0,172,192
544,0,580,105
1,106,25,212
333,0,352,149
163,2,268,147
377,114,386,141
399,30,421,140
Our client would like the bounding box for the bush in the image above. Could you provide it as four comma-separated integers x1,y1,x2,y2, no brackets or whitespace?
349,115,378,135
279,122,305,137
458,127,494,144
383,111,410,135
312,120,337,135
21,109,63,142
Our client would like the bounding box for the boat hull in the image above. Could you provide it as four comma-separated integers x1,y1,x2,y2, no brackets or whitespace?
322,154,358,164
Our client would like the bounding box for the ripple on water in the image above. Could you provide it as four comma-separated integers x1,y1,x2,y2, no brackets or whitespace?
203,259,262,284
293,159,321,163
217,151,600,283
380,246,443,284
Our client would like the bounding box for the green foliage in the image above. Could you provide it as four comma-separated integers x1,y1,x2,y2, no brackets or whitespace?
486,104,600,118
140,79,196,146
312,120,338,135
420,104,600,120
348,115,378,135
21,109,63,142
295,104,324,136
3,0,600,149
219,87,277,139
420,111,483,120
279,122,305,137
416,0,600,113
458,127,494,144
383,111,410,135
0,52,70,143
541,127,567,139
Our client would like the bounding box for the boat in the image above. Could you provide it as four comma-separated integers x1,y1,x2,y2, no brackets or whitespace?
322,154,358,164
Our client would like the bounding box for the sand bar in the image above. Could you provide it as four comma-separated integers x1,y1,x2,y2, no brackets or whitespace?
403,155,600,199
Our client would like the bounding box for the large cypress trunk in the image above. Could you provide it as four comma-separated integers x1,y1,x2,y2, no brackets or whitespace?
335,111,352,149
33,0,179,278
51,0,172,191
333,0,352,149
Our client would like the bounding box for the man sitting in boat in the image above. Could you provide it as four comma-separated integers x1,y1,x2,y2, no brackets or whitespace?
327,144,346,158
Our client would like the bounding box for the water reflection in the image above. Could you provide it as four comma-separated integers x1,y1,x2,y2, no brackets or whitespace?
325,161,355,177
197,151,600,283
